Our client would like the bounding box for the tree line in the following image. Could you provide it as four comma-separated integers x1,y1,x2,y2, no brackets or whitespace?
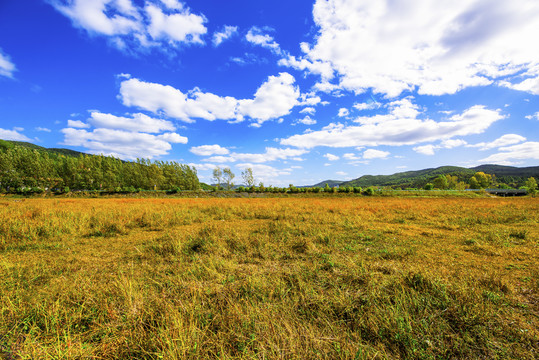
0,141,199,193
425,172,537,193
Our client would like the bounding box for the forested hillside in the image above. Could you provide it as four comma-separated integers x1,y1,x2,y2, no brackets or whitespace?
340,165,539,189
0,140,199,193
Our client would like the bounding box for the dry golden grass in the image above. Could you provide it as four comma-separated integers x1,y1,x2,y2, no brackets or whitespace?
0,197,538,359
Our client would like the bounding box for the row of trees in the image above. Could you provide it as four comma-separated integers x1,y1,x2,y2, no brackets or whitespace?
0,144,199,193
426,172,537,193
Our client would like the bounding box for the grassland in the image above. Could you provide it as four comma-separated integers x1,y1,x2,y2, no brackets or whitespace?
0,197,537,359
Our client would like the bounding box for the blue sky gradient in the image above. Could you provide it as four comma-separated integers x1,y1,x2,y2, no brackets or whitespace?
0,0,538,186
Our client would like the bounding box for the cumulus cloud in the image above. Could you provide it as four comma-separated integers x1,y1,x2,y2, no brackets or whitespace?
61,127,187,159
413,144,436,156
354,101,381,111
235,163,293,186
324,153,339,161
478,142,539,164
525,112,539,121
49,0,207,52
469,134,526,150
0,128,31,141
120,72,300,125
285,0,539,97
413,138,468,155
190,144,229,156
145,2,207,44
87,111,176,133
67,120,91,128
245,26,281,54
61,109,188,159
202,147,308,164
281,99,504,149
294,116,316,126
337,108,349,117
363,149,390,159
278,53,334,81
212,25,238,46
0,49,16,78
186,162,218,171
35,127,52,132
300,107,316,115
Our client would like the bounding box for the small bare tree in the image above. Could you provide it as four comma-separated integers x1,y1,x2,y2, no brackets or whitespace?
241,167,255,188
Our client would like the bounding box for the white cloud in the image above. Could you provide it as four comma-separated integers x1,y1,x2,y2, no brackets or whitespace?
190,144,229,156
160,0,184,10
88,111,176,133
479,142,539,164
202,147,308,164
469,134,526,150
298,92,321,107
120,72,300,125
0,49,16,78
204,155,232,163
281,99,504,148
294,116,316,126
499,65,539,95
61,127,187,159
278,54,333,81
212,25,238,46
525,112,539,121
187,162,218,171
245,26,281,54
0,128,31,141
145,2,207,45
441,139,467,148
238,73,300,124
67,120,91,128
354,101,380,111
343,153,361,161
49,0,207,52
363,149,390,159
300,107,316,115
337,108,349,117
413,144,436,156
289,0,539,97
324,153,340,161
235,163,292,186
413,138,467,155
335,171,347,177
35,127,52,132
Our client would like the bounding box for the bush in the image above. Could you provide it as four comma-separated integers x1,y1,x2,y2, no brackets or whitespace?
363,187,375,196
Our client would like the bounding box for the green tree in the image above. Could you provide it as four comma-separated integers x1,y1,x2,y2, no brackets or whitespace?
524,177,537,194
241,167,255,187
445,175,458,189
469,172,492,189
212,166,223,190
223,168,235,190
433,175,448,189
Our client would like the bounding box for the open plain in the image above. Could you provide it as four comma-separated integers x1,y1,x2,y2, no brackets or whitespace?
0,196,538,359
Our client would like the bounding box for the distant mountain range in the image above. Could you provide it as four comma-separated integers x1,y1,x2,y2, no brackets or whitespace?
312,165,539,189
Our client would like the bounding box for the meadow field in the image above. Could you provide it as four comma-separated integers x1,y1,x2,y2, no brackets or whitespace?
0,196,537,359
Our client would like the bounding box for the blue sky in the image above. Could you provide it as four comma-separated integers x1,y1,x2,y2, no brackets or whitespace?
0,0,538,186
